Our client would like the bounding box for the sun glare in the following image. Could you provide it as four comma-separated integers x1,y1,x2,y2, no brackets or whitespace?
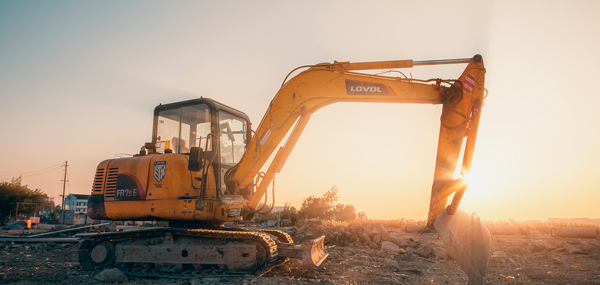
453,152,502,202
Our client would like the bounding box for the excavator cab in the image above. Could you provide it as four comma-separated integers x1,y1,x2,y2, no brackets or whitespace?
152,98,251,196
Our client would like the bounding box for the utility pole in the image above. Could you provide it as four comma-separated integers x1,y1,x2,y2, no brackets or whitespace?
61,161,68,224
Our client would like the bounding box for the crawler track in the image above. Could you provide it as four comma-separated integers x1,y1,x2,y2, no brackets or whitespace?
78,228,279,275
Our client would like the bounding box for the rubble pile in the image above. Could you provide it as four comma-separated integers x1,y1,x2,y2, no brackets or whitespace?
1,221,599,284
285,219,449,260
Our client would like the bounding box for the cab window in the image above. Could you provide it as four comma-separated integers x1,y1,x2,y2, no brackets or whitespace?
156,104,212,154
219,111,247,164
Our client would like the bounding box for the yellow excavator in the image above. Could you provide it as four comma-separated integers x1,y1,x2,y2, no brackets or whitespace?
82,54,492,284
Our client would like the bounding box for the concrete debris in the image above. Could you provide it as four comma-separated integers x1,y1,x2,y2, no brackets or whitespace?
385,258,400,269
562,243,587,255
433,247,449,260
551,257,563,264
3,221,28,230
488,226,529,235
414,245,434,259
2,219,600,285
401,225,436,233
491,251,508,262
373,233,381,244
392,236,408,247
380,241,400,254
552,227,598,238
531,243,545,253
94,268,128,283
542,240,559,251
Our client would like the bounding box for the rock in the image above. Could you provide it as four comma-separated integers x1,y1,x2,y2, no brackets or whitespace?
316,225,326,233
297,225,308,234
531,243,545,253
369,242,378,249
398,248,407,254
4,221,27,230
433,247,449,260
491,251,508,263
405,247,415,255
373,233,382,244
94,268,128,283
363,224,372,235
551,257,563,265
380,241,400,254
308,218,322,225
361,233,370,243
542,240,559,251
562,243,587,255
414,245,434,258
385,259,400,269
392,237,408,247
189,279,202,285
381,231,392,242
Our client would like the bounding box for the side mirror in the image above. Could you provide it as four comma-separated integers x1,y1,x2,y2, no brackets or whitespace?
188,147,204,171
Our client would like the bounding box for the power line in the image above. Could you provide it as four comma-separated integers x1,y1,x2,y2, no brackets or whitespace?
0,163,64,178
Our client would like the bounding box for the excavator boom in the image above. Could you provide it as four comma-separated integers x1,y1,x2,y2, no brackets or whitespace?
227,54,491,283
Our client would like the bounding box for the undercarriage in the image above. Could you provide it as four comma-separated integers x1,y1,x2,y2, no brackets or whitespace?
77,227,327,276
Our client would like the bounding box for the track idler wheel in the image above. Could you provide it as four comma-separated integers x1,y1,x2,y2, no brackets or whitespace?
79,240,115,270
90,241,116,266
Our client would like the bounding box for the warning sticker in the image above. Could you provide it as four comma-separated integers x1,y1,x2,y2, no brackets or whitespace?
259,129,271,146
463,73,475,94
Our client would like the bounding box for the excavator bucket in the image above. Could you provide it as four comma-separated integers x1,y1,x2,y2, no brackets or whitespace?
277,235,329,268
434,208,492,285
301,235,328,268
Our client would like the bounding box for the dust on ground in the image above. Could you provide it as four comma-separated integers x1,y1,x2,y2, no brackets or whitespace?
1,220,599,284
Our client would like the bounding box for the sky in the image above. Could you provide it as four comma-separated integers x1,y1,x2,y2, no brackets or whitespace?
1,0,599,221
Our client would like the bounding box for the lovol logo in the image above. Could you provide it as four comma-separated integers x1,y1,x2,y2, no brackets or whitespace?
346,80,389,95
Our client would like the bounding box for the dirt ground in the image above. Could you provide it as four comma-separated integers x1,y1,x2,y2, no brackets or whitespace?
1,223,599,285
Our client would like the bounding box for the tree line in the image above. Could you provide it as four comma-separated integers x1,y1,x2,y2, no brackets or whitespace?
258,186,367,223
0,182,54,224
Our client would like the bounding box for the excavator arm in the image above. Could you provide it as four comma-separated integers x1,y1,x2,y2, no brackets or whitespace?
227,54,491,284
229,55,484,220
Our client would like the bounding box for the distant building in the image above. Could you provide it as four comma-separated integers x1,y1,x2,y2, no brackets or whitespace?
64,193,90,214
271,206,286,213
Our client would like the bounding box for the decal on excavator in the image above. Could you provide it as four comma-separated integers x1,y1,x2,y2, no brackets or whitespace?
463,73,475,94
115,173,145,200
259,129,271,146
345,80,389,95
154,161,166,182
